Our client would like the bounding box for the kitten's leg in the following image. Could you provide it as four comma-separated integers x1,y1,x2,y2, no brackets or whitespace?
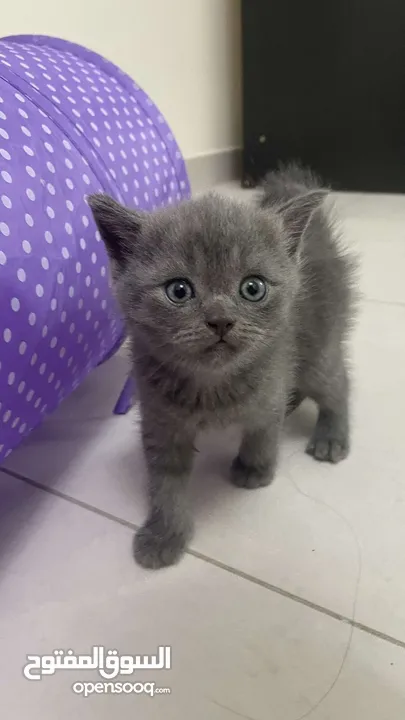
231,405,284,489
134,422,195,569
306,356,350,464
286,389,305,416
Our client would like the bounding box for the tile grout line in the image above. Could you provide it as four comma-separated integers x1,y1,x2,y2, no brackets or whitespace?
363,297,405,309
0,467,139,532
2,466,405,653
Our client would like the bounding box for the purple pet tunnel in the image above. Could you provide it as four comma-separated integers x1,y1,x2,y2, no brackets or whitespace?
0,35,190,462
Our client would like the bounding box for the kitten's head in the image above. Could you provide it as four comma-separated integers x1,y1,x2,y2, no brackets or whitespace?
89,191,324,377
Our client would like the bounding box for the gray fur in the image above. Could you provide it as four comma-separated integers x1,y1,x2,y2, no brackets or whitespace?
89,165,356,569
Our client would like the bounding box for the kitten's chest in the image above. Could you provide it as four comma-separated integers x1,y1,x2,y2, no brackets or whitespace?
195,385,252,427
145,368,261,425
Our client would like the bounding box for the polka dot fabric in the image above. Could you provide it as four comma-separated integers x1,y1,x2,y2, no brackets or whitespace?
0,35,190,461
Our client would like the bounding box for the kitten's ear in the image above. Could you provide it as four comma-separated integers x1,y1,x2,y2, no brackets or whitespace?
278,190,327,258
88,194,144,271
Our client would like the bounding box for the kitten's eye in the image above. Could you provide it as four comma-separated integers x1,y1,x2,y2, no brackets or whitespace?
165,279,194,304
240,277,267,302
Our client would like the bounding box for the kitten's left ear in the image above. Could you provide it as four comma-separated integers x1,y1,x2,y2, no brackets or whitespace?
279,190,327,258
88,194,145,271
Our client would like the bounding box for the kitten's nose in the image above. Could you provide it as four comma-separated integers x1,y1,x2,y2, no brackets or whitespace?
206,318,235,338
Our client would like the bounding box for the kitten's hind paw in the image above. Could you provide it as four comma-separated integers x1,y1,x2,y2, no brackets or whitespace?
133,524,189,570
230,456,274,489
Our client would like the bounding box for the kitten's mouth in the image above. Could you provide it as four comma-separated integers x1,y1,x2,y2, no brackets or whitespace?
203,339,235,354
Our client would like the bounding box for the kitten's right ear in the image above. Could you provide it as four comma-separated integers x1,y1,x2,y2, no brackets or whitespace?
88,194,144,271
278,190,327,258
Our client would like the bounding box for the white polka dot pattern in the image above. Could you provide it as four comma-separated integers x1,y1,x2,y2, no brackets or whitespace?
0,35,190,460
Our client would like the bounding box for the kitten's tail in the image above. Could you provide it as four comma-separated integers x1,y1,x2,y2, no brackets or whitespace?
259,162,327,209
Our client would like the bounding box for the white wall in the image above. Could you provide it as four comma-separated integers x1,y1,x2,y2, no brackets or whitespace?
2,0,242,159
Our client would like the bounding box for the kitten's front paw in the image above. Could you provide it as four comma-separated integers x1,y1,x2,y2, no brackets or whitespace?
133,523,190,570
306,427,349,464
230,456,274,489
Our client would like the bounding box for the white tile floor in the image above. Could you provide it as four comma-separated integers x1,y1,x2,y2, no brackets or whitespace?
1,187,405,719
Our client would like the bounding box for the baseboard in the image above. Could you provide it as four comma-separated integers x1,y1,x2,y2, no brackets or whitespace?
186,148,242,194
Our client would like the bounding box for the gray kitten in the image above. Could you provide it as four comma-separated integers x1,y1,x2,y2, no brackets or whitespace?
89,165,355,570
